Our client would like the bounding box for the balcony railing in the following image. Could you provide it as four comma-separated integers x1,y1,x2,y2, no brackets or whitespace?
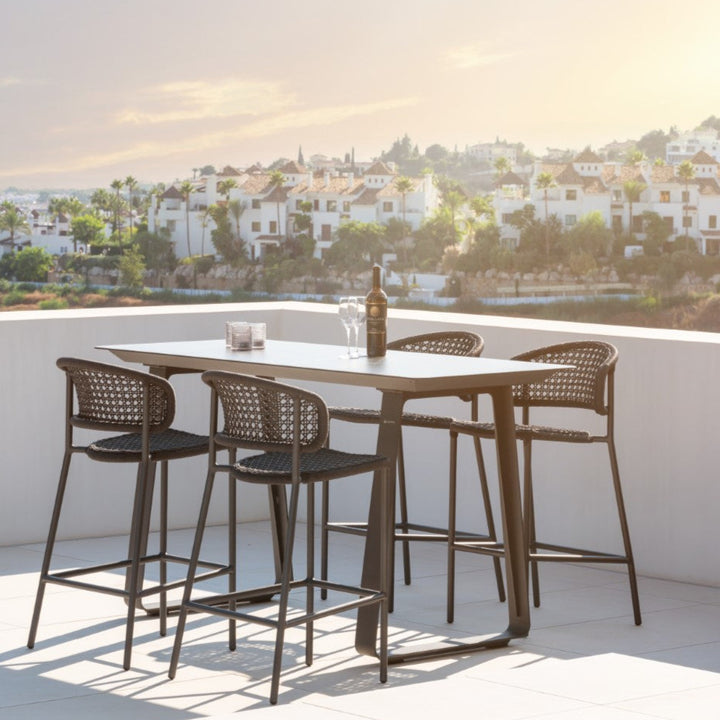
2,301,718,589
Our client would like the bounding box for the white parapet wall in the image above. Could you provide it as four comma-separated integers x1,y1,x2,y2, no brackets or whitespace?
1,300,719,588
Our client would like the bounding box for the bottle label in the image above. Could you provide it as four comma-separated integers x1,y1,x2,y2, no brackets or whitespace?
366,300,387,356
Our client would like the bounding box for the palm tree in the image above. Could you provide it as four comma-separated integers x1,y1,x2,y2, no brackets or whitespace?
110,179,124,238
228,199,247,250
199,207,211,257
124,175,138,251
395,176,414,228
493,156,511,178
216,178,237,205
179,180,195,258
622,180,647,238
535,171,556,256
0,207,30,248
442,189,465,244
268,170,286,237
677,160,696,250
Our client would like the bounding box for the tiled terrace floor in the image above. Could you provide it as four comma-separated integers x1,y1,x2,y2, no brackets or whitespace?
2,521,720,719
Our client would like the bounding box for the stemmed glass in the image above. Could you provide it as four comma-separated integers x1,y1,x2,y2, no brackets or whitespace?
338,296,358,358
351,300,366,358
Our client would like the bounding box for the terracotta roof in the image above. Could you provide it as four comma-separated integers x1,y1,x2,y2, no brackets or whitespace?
574,148,602,163
539,163,569,180
289,176,365,196
160,186,184,199
279,160,307,174
377,177,423,197
606,165,647,185
365,160,395,176
239,174,272,194
265,185,288,202
246,163,264,174
218,165,243,176
697,178,720,195
352,188,380,205
691,150,717,165
555,165,584,184
582,177,607,194
650,166,677,184
496,171,526,186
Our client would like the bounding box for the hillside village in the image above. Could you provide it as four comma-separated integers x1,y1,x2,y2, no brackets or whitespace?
4,125,720,303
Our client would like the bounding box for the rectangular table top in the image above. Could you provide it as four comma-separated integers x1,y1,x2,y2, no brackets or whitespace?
100,338,561,396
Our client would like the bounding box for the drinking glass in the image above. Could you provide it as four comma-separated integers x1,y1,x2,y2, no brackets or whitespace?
351,300,366,358
338,296,357,358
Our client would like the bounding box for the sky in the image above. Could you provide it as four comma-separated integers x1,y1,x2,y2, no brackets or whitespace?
3,0,720,190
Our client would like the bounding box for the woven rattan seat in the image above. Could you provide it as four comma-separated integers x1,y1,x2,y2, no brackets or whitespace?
450,419,591,443
322,330,505,606
447,341,641,626
88,429,210,461
27,358,226,671
169,371,391,705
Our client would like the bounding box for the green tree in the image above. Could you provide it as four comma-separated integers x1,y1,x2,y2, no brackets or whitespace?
677,159,696,251
325,221,386,271
641,211,671,256
625,149,647,165
209,204,246,266
623,180,647,239
13,246,54,281
535,171,556,256
118,244,145,289
135,227,175,273
564,211,614,258
0,207,30,246
70,214,106,252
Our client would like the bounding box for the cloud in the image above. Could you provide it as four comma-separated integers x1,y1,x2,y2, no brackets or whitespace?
0,77,22,88
115,78,297,125
0,96,418,179
444,44,514,70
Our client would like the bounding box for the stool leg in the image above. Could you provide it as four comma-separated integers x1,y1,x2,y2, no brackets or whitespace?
270,481,300,705
228,449,237,650
306,482,315,665
608,439,642,625
379,465,390,684
447,431,458,624
473,435,506,602
159,460,168,637
169,468,217,680
522,439,540,609
124,461,151,670
396,436,412,586
320,479,329,600
28,450,73,649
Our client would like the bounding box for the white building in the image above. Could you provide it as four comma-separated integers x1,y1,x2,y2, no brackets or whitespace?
494,149,720,255
149,160,440,261
666,129,720,164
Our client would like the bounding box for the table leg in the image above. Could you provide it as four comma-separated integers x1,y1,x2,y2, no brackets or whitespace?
355,385,530,663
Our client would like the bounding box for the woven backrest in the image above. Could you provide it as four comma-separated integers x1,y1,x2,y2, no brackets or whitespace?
511,341,618,415
202,371,328,453
388,331,484,358
57,357,175,432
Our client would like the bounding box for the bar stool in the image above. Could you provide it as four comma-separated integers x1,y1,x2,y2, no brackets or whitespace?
169,371,392,705
27,357,229,670
322,330,505,605
447,341,641,625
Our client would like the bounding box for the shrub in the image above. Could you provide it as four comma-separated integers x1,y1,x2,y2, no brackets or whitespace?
38,298,69,310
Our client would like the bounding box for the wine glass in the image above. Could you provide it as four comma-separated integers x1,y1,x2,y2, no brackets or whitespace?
351,300,366,358
338,296,357,358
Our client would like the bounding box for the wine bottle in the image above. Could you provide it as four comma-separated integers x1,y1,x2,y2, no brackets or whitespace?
366,264,387,357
